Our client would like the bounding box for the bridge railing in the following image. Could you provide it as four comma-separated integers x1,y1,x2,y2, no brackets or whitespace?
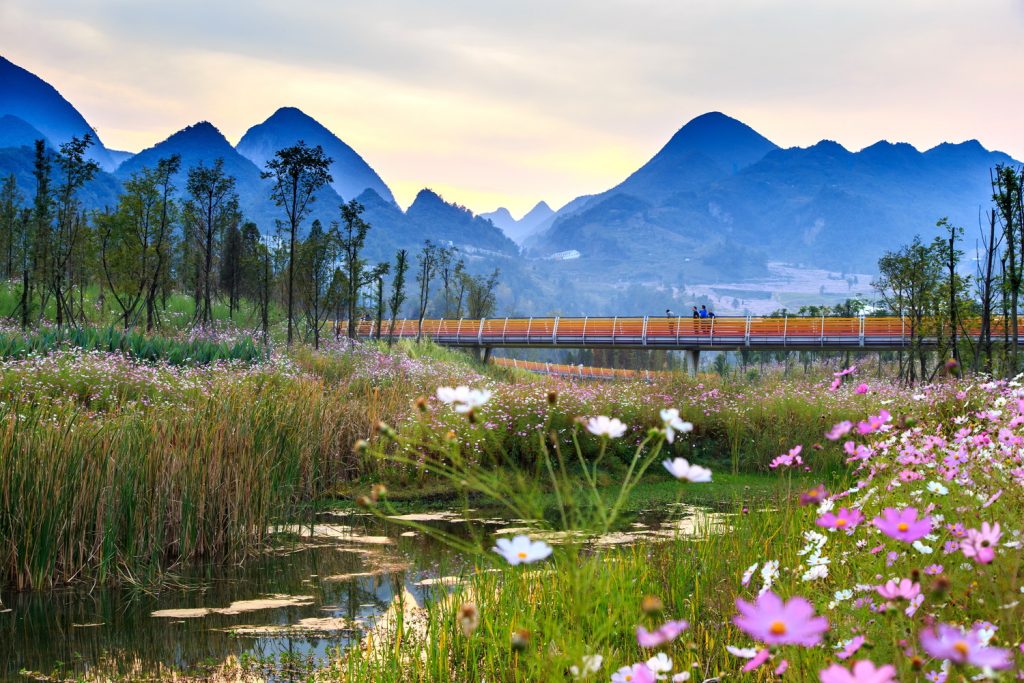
338,315,1024,347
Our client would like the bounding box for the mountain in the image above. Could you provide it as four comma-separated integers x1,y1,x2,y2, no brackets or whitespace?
0,114,46,149
0,56,119,170
114,120,342,230
236,107,396,205
406,189,519,255
480,200,554,245
531,112,1020,285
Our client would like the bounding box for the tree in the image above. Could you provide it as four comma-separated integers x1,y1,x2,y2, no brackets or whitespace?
372,264,389,340
0,175,22,280
414,241,440,341
50,134,100,327
974,208,1001,373
936,218,965,375
463,268,501,319
387,249,409,345
874,236,944,383
436,246,462,317
337,199,371,338
145,155,181,330
184,158,239,325
19,140,52,329
296,219,341,349
220,223,243,319
262,142,333,345
992,165,1024,373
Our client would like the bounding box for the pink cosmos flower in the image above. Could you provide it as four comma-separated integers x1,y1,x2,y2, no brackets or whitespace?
775,660,789,675
857,410,891,435
800,484,829,506
837,635,866,660
855,383,869,394
920,624,1012,669
960,522,1001,564
923,564,943,575
770,445,804,469
872,507,932,542
611,663,656,683
636,619,689,648
741,648,771,672
817,508,864,532
734,591,828,646
819,661,897,683
834,365,857,377
875,578,920,601
829,376,843,391
826,420,854,440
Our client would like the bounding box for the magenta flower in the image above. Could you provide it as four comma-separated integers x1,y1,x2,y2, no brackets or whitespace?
834,365,857,377
770,445,804,469
837,635,866,660
636,619,689,648
819,661,897,683
611,663,655,683
856,409,891,435
920,624,1011,669
875,578,920,601
800,484,828,506
734,591,828,646
825,420,853,440
854,383,869,394
872,507,932,542
741,648,771,672
816,507,864,532
960,522,1001,564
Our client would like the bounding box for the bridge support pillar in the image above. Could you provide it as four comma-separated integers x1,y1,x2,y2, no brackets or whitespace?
480,346,492,364
685,349,700,377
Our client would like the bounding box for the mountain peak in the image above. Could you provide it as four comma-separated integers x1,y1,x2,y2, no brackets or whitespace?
166,121,233,148
0,55,117,169
237,107,396,204
660,111,780,172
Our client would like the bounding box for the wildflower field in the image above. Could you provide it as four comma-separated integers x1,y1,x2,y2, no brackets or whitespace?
3,325,1020,683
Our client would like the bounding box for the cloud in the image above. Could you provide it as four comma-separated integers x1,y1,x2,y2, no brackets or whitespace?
2,0,1022,213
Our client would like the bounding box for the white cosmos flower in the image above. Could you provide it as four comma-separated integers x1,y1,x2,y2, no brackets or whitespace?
671,674,691,682
659,408,693,444
912,540,933,554
585,416,628,438
492,535,553,565
927,481,949,496
570,654,603,678
436,385,491,413
726,646,759,658
662,457,712,483
646,653,673,679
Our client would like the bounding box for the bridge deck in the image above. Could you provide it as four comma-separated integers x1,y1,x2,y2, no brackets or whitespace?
350,316,1011,351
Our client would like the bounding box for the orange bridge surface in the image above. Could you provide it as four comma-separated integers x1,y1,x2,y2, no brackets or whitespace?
349,316,1003,351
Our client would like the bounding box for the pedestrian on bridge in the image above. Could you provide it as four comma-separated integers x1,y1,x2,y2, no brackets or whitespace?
699,305,709,334
692,306,700,336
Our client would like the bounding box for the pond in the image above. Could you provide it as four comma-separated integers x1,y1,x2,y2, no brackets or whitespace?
0,504,722,681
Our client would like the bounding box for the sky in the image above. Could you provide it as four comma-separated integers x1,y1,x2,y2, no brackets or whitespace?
2,0,1022,215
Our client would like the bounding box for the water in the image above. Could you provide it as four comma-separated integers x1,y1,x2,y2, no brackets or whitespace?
0,506,715,681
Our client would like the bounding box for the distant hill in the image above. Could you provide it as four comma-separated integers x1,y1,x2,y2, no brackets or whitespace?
236,107,396,205
0,56,119,170
530,112,1021,280
481,201,554,245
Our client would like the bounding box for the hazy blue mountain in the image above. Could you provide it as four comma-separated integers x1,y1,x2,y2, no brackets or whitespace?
480,200,554,245
236,107,396,205
406,189,519,255
113,121,341,230
0,114,47,149
0,56,119,170
532,112,1021,280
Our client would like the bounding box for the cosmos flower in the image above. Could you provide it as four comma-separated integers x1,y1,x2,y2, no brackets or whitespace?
645,653,673,679
637,619,689,648
816,507,864,532
872,507,932,542
770,445,804,469
611,663,656,683
436,385,492,413
920,624,1011,669
662,458,712,483
960,522,1001,564
819,661,897,683
492,535,552,565
569,654,603,678
825,420,854,440
584,415,628,438
659,408,693,444
734,591,828,646
875,578,920,601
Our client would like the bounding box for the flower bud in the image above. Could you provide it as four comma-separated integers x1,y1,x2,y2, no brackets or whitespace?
458,602,479,636
546,390,558,406
355,495,373,509
511,628,531,652
414,396,429,412
374,421,396,439
370,483,388,502
352,439,369,455
641,595,664,614
467,408,477,424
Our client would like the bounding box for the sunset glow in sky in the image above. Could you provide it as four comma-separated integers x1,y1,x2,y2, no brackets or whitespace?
2,0,1022,215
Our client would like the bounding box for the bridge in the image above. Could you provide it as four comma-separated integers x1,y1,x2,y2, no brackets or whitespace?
352,315,1000,375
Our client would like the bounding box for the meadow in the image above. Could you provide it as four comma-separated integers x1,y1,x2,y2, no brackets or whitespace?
2,314,1015,683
